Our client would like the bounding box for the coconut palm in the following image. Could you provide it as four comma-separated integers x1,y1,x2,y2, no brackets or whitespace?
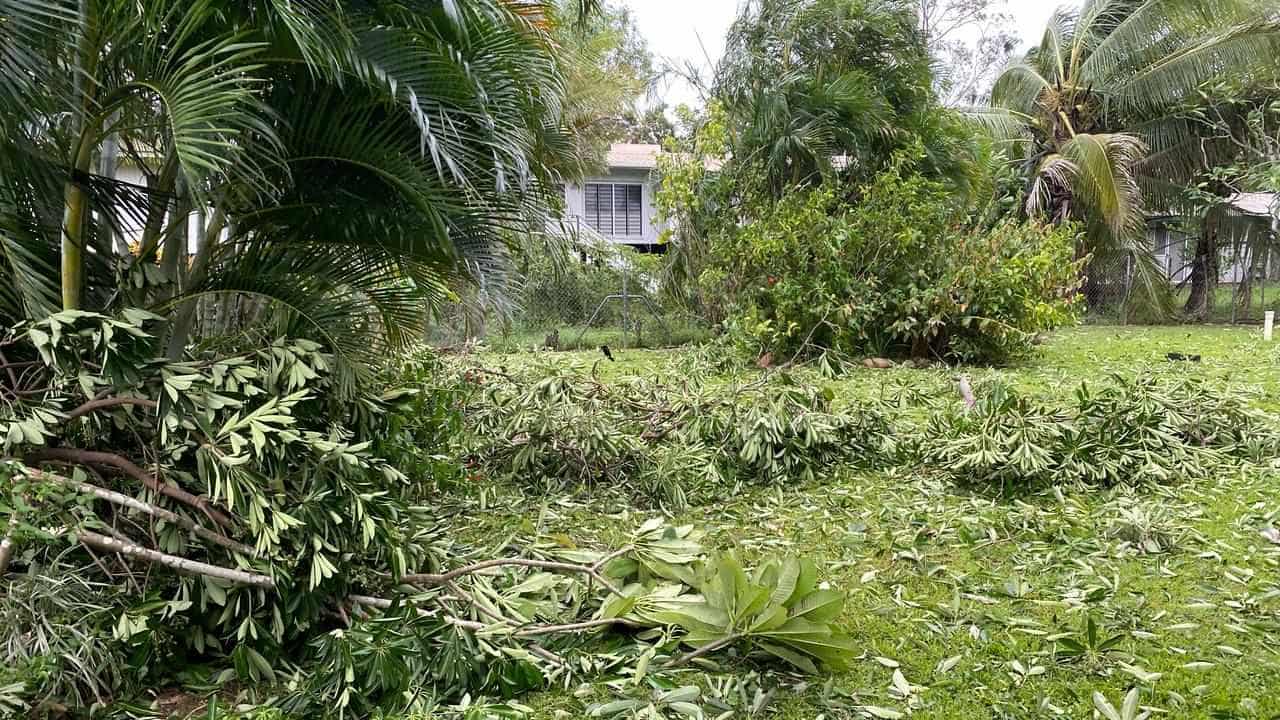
0,0,585,369
975,0,1280,309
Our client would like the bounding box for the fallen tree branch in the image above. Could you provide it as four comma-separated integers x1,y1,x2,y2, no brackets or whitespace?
63,396,159,422
25,447,234,529
21,467,256,557
76,530,274,588
957,375,976,411
0,512,17,576
349,593,570,665
403,557,625,598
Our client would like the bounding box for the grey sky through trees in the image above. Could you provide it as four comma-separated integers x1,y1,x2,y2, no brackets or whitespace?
621,0,1060,107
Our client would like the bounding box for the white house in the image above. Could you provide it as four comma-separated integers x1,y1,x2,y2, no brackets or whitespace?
561,143,670,253
1147,192,1280,283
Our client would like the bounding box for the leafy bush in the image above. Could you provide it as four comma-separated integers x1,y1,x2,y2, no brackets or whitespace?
704,156,1083,363
923,376,1280,490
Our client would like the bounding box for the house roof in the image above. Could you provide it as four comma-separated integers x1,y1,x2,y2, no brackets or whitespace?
1226,192,1279,217
604,143,726,172
606,144,662,169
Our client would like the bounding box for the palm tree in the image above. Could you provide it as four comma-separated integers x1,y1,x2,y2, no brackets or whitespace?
975,0,1280,312
0,0,585,368
715,0,945,196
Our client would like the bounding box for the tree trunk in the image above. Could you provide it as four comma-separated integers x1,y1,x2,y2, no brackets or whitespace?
166,208,225,358
59,0,98,310
1184,212,1219,321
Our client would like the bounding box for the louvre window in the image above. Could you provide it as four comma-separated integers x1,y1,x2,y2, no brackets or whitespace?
584,183,643,236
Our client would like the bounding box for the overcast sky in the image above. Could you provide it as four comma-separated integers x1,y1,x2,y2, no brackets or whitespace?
620,0,1063,107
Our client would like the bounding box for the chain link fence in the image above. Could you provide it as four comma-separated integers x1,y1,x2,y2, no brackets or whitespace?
427,238,708,351
1082,239,1280,325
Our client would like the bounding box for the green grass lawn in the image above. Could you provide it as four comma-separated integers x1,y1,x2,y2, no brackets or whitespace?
444,325,1280,720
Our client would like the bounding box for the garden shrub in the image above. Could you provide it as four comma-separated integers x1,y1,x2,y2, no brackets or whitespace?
704,156,1084,363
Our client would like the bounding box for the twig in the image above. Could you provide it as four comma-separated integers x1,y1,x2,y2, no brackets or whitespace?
76,530,274,588
63,396,159,422
25,447,234,529
591,544,634,572
667,634,741,668
21,467,256,556
0,512,18,576
957,375,976,411
404,557,626,598
0,348,20,392
512,617,636,636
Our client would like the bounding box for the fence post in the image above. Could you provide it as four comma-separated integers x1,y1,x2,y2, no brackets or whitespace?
621,267,631,349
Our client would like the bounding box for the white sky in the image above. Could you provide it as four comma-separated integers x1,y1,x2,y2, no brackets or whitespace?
620,0,1063,108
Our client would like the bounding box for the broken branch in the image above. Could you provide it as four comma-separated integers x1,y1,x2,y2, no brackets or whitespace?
76,530,273,588
25,447,234,529
64,396,159,422
21,467,255,557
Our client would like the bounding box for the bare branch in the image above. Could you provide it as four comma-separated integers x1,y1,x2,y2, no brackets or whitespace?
21,467,256,557
64,396,159,422
667,634,741,668
76,531,273,588
25,447,234,529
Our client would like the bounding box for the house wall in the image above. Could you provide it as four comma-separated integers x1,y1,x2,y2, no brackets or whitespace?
563,167,667,247
111,160,205,255
1147,220,1279,284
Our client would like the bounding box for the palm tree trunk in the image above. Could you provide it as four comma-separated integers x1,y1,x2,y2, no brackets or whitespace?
1184,212,1219,321
166,208,225,358
59,0,98,310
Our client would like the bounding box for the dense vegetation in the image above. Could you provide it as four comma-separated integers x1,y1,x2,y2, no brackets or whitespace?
1,0,1279,718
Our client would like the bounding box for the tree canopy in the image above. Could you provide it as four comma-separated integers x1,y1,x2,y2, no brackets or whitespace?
0,0,585,368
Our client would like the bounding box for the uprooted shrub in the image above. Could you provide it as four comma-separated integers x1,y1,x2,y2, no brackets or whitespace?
0,311,858,716
923,375,1280,490
459,361,895,503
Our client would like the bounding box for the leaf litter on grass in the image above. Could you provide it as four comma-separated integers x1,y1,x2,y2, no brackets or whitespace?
439,326,1280,720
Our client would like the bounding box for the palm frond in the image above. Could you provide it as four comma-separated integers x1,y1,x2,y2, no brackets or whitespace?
1061,132,1148,240
960,106,1035,143
1111,20,1280,116
0,0,77,112
989,63,1054,116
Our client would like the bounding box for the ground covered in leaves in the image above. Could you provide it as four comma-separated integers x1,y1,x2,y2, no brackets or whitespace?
438,326,1280,720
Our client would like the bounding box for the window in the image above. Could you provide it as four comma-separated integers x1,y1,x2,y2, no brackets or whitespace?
584,183,643,236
